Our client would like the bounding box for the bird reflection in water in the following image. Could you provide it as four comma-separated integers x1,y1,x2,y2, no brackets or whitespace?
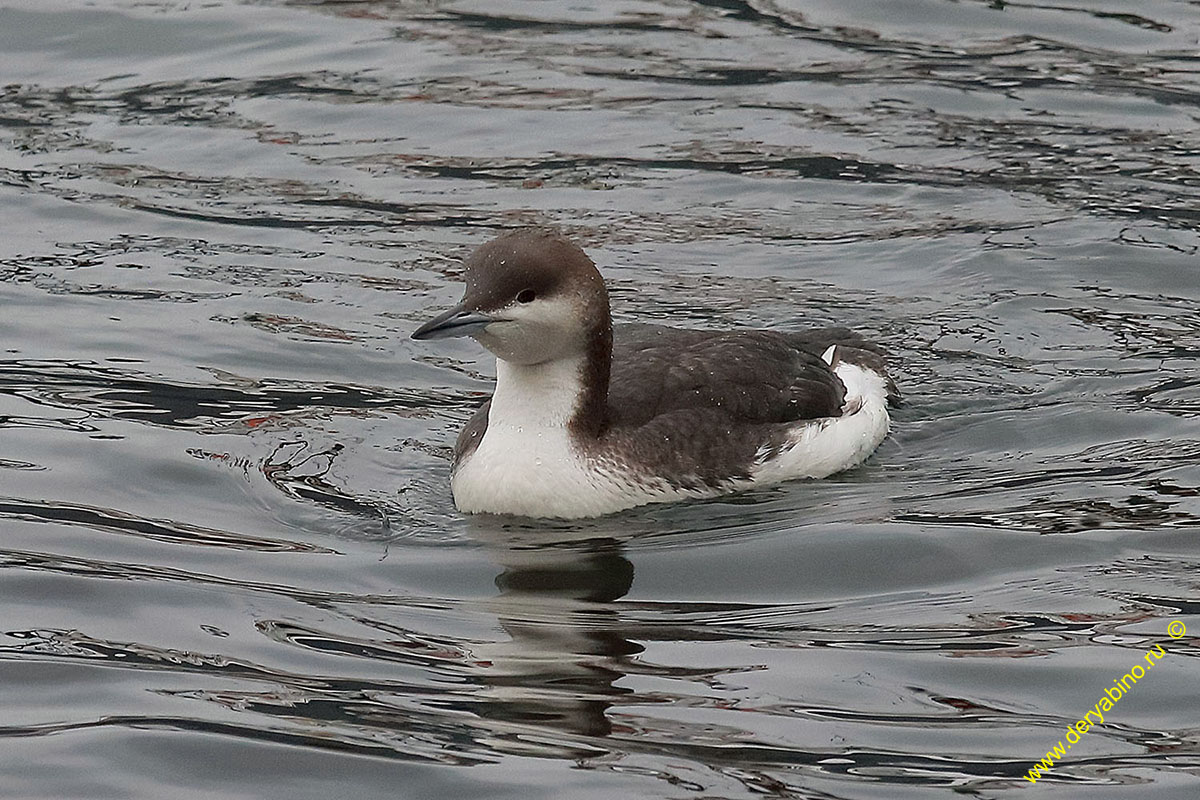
467,530,640,746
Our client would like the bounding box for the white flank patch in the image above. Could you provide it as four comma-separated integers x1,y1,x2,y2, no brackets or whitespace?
752,358,891,483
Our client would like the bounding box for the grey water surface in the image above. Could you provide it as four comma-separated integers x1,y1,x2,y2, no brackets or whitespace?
2,1,1199,798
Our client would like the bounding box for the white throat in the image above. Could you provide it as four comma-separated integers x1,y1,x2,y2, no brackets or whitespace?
489,354,589,431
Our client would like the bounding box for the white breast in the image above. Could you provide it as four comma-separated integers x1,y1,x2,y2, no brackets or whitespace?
450,355,671,518
452,418,629,518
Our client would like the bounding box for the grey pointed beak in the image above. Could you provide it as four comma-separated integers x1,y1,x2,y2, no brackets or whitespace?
411,303,495,340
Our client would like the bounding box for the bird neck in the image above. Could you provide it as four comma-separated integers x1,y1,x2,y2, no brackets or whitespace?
490,320,611,438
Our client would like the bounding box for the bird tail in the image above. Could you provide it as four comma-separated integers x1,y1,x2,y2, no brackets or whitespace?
803,329,900,407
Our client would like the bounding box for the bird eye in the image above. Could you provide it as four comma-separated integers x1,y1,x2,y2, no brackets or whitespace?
516,289,537,304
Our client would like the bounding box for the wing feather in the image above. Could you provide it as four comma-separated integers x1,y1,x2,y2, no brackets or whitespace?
607,323,853,427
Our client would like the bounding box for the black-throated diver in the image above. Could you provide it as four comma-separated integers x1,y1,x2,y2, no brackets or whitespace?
412,229,897,518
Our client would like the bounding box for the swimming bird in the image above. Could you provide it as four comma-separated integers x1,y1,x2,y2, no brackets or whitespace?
412,229,897,518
